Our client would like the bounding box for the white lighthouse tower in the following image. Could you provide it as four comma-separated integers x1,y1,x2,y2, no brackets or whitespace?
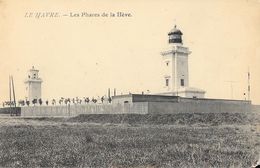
24,66,43,101
161,25,205,98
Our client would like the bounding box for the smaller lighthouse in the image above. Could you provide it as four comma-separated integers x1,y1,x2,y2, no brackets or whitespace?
24,66,43,101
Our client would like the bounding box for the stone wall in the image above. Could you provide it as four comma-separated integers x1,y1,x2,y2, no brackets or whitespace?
148,100,251,114
0,107,21,116
132,95,179,102
3,98,252,117
20,102,148,117
251,104,260,113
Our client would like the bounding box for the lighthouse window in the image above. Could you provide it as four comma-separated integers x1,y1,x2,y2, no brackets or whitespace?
172,35,178,39
165,61,170,66
166,79,169,86
181,79,184,86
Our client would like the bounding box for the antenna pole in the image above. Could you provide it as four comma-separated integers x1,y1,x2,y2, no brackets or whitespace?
231,83,233,99
9,76,12,115
173,19,176,25
247,68,250,101
108,88,110,98
11,76,16,108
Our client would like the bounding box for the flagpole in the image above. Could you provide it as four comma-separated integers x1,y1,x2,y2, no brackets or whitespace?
247,68,250,101
11,76,16,108
9,75,12,115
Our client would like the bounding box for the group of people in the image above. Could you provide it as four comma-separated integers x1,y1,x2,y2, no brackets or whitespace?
2,96,112,107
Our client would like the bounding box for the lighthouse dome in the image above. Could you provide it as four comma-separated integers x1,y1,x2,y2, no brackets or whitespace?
168,25,183,44
168,25,183,36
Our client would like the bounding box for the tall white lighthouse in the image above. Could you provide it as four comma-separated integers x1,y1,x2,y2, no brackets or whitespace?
161,25,205,98
24,66,43,101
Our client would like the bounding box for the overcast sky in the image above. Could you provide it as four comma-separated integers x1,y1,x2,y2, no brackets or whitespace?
1,0,260,104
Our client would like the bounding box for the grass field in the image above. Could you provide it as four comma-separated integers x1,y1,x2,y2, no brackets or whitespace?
0,113,259,167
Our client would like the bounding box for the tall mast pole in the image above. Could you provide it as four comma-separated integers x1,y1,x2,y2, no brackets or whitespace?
247,68,250,101
108,88,110,98
11,76,16,108
9,76,12,116
9,76,12,107
114,88,116,96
